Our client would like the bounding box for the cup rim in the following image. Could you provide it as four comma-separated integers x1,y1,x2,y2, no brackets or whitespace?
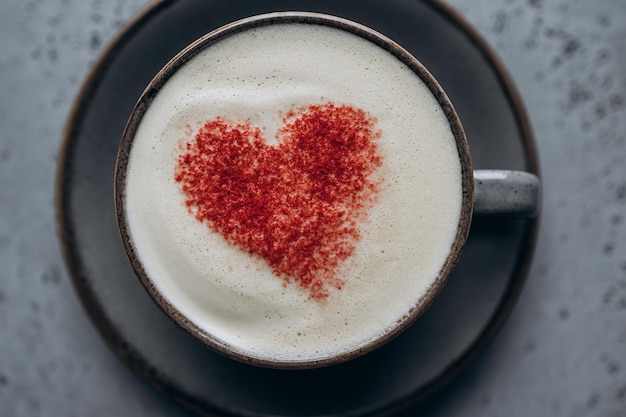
114,11,474,369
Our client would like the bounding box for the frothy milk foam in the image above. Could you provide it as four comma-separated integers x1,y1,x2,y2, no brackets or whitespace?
124,21,463,363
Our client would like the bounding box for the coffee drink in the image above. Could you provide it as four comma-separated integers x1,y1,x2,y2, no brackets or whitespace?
118,14,470,366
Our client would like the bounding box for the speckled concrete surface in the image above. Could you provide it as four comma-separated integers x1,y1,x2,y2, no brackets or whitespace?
1,1,625,416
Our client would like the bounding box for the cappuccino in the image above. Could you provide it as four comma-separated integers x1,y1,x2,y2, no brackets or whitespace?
122,18,465,364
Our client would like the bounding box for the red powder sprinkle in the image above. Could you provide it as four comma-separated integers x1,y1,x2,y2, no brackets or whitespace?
174,102,383,301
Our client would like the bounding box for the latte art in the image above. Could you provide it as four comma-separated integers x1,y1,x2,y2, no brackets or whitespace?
174,102,383,301
122,20,464,364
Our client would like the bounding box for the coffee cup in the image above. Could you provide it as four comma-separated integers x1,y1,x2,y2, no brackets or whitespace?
114,12,540,369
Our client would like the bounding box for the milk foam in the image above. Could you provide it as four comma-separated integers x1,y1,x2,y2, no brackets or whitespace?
125,22,463,363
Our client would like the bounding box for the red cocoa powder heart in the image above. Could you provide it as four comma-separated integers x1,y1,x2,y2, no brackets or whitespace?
174,102,383,301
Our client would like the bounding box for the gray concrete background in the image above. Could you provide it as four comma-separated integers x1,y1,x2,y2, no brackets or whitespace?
1,0,625,416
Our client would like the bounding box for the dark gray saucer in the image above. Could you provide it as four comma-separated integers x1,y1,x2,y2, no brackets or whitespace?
56,0,540,416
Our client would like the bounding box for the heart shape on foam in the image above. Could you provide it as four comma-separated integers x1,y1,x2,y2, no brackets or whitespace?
175,102,383,301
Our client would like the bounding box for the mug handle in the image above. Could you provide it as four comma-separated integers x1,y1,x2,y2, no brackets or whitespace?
473,170,541,217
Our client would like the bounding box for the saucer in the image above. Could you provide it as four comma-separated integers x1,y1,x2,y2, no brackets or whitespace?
56,0,540,416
